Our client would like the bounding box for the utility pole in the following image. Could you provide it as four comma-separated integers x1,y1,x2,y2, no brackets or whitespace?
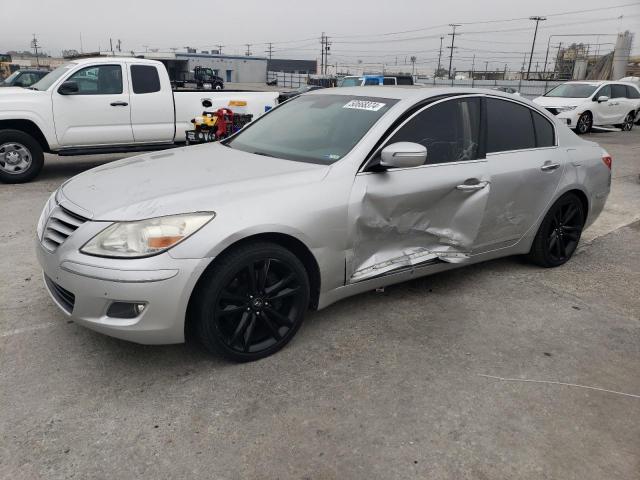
31,34,40,67
79,33,84,53
110,38,114,53
436,35,444,77
217,44,224,55
471,54,475,78
117,39,122,52
526,16,546,79
485,60,489,73
447,24,460,80
324,35,331,75
320,33,325,75
266,42,274,60
245,44,252,56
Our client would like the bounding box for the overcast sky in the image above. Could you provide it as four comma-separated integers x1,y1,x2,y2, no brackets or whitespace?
2,0,639,72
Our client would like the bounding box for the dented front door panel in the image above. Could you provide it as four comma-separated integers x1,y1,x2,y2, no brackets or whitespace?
347,161,490,283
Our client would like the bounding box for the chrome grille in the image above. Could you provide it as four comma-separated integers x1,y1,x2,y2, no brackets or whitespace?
42,206,87,252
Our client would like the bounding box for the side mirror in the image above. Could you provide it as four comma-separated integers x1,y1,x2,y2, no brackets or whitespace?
596,95,609,103
379,142,427,169
58,80,79,95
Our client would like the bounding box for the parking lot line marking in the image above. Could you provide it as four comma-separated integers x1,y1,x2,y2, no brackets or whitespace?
478,374,640,399
0,322,58,338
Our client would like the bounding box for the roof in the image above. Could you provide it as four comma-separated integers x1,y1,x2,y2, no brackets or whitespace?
70,56,161,66
310,85,524,102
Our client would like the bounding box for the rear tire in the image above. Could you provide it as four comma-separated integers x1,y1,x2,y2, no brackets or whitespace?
0,130,44,183
617,112,634,131
575,112,592,135
527,193,585,268
192,242,310,362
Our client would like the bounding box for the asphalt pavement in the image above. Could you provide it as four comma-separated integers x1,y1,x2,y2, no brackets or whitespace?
1,128,638,479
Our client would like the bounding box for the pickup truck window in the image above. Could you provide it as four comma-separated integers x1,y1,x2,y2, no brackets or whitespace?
30,63,73,91
68,65,123,95
131,65,161,94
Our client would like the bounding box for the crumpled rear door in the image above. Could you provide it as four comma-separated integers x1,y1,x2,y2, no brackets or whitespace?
347,161,490,282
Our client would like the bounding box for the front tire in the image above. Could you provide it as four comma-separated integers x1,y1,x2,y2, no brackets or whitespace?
193,242,310,362
527,193,585,268
575,112,592,135
0,130,44,183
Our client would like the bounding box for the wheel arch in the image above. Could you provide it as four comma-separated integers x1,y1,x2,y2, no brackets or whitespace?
184,232,322,340
0,119,51,152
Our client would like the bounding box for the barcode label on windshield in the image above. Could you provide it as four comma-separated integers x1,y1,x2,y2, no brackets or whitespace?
343,100,386,111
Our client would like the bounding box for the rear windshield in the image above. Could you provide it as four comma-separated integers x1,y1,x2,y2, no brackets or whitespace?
339,77,362,87
544,83,598,98
226,94,398,165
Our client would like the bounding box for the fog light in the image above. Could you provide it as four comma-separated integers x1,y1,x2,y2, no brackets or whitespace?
566,119,572,125
107,302,147,319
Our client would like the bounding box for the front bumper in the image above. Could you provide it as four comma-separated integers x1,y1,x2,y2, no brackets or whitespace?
36,239,210,345
544,108,581,128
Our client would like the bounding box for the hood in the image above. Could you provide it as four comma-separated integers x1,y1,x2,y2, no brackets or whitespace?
60,142,329,221
533,96,588,107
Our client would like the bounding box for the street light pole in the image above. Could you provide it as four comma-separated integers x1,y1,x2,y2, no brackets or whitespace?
527,16,546,79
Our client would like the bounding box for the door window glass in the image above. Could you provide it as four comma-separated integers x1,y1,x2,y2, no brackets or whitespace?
385,97,481,164
596,85,611,99
486,98,535,152
610,84,626,98
626,85,640,99
364,78,379,86
67,65,123,94
531,111,555,148
130,65,160,94
383,77,396,85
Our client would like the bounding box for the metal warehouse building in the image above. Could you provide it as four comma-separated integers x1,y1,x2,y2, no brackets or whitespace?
138,51,268,83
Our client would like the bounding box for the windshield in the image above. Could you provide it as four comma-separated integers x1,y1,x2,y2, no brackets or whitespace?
545,83,598,98
339,77,362,87
1,71,21,85
226,94,398,164
30,63,73,91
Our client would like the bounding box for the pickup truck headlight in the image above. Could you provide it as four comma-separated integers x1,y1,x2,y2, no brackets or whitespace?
556,106,577,112
80,212,215,258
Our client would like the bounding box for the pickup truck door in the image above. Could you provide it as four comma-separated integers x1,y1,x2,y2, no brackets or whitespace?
52,64,134,147
127,63,175,143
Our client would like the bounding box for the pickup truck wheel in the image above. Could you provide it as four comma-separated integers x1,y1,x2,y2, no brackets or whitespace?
0,130,44,183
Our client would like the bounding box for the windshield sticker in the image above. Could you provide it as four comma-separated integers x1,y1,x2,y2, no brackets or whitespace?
343,100,386,111
323,154,341,161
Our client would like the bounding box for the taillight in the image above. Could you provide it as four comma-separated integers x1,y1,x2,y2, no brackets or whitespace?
602,153,612,170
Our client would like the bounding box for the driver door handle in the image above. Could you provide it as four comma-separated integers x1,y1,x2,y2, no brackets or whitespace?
110,101,128,107
456,181,489,192
540,162,560,172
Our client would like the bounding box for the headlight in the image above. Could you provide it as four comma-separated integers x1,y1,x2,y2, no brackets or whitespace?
556,106,577,112
80,212,215,258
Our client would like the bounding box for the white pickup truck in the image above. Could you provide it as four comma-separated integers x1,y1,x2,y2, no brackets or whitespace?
0,57,279,183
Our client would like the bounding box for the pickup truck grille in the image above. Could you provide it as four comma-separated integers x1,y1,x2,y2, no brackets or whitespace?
42,206,87,253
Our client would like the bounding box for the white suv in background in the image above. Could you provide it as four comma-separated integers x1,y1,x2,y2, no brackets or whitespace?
533,81,640,134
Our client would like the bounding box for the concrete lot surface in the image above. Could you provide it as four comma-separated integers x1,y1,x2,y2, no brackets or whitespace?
1,129,639,479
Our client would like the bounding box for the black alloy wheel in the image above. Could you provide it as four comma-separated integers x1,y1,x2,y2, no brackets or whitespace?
576,112,592,134
194,243,309,362
528,193,585,268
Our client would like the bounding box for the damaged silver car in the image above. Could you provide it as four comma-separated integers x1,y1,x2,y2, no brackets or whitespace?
37,87,612,361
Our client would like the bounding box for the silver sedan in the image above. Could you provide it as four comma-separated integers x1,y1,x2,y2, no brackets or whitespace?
36,87,612,362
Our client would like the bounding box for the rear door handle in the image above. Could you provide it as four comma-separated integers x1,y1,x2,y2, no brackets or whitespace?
540,162,560,172
110,101,128,107
456,181,489,192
